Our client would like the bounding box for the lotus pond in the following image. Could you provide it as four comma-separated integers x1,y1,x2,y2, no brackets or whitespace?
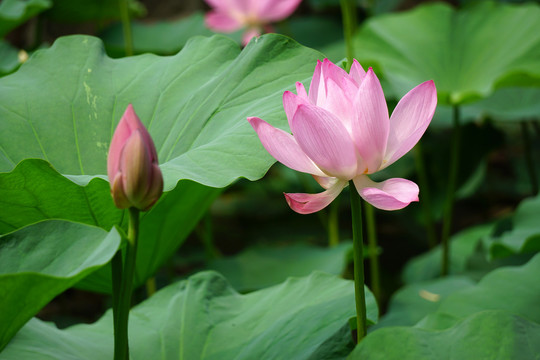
1,0,540,359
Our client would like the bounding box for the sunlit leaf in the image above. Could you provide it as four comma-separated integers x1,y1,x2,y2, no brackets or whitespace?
0,34,323,292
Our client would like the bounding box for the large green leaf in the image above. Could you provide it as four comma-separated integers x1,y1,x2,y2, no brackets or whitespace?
0,0,52,38
351,310,540,360
0,220,120,351
207,242,352,291
354,1,540,105
464,87,540,122
0,34,321,185
373,276,475,329
3,271,378,359
0,34,323,290
350,253,540,359
402,223,494,284
423,252,540,327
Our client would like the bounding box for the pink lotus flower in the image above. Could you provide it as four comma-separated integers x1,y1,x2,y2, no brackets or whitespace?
248,59,437,214
108,104,163,211
204,0,302,45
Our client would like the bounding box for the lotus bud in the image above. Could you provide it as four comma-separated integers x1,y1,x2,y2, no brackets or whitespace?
107,104,163,211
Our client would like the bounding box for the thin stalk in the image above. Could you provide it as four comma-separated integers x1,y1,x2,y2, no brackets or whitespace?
363,201,380,304
364,0,376,16
340,0,357,71
349,181,367,343
197,212,221,259
441,105,461,276
119,0,134,56
531,120,540,138
31,15,44,51
328,201,340,247
413,142,437,248
145,277,156,298
114,208,140,360
521,121,538,196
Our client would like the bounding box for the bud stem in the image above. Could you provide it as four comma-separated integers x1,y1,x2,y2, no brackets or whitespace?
113,207,140,360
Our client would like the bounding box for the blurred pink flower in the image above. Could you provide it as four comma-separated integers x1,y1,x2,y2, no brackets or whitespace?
108,104,163,211
248,59,437,214
204,0,302,45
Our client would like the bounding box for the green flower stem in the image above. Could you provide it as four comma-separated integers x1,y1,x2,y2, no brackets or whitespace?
349,181,367,343
441,105,461,276
114,207,140,360
363,201,380,304
119,0,134,56
340,0,357,71
413,141,437,248
328,201,340,247
521,121,538,196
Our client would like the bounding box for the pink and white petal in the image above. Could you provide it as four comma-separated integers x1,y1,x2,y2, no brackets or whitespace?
352,68,390,173
247,117,325,176
383,80,437,168
205,11,243,32
324,77,357,132
242,27,261,45
285,180,347,214
308,60,324,105
283,90,309,128
296,82,308,100
312,175,338,190
353,175,419,211
257,0,302,21
349,59,366,86
291,104,357,179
